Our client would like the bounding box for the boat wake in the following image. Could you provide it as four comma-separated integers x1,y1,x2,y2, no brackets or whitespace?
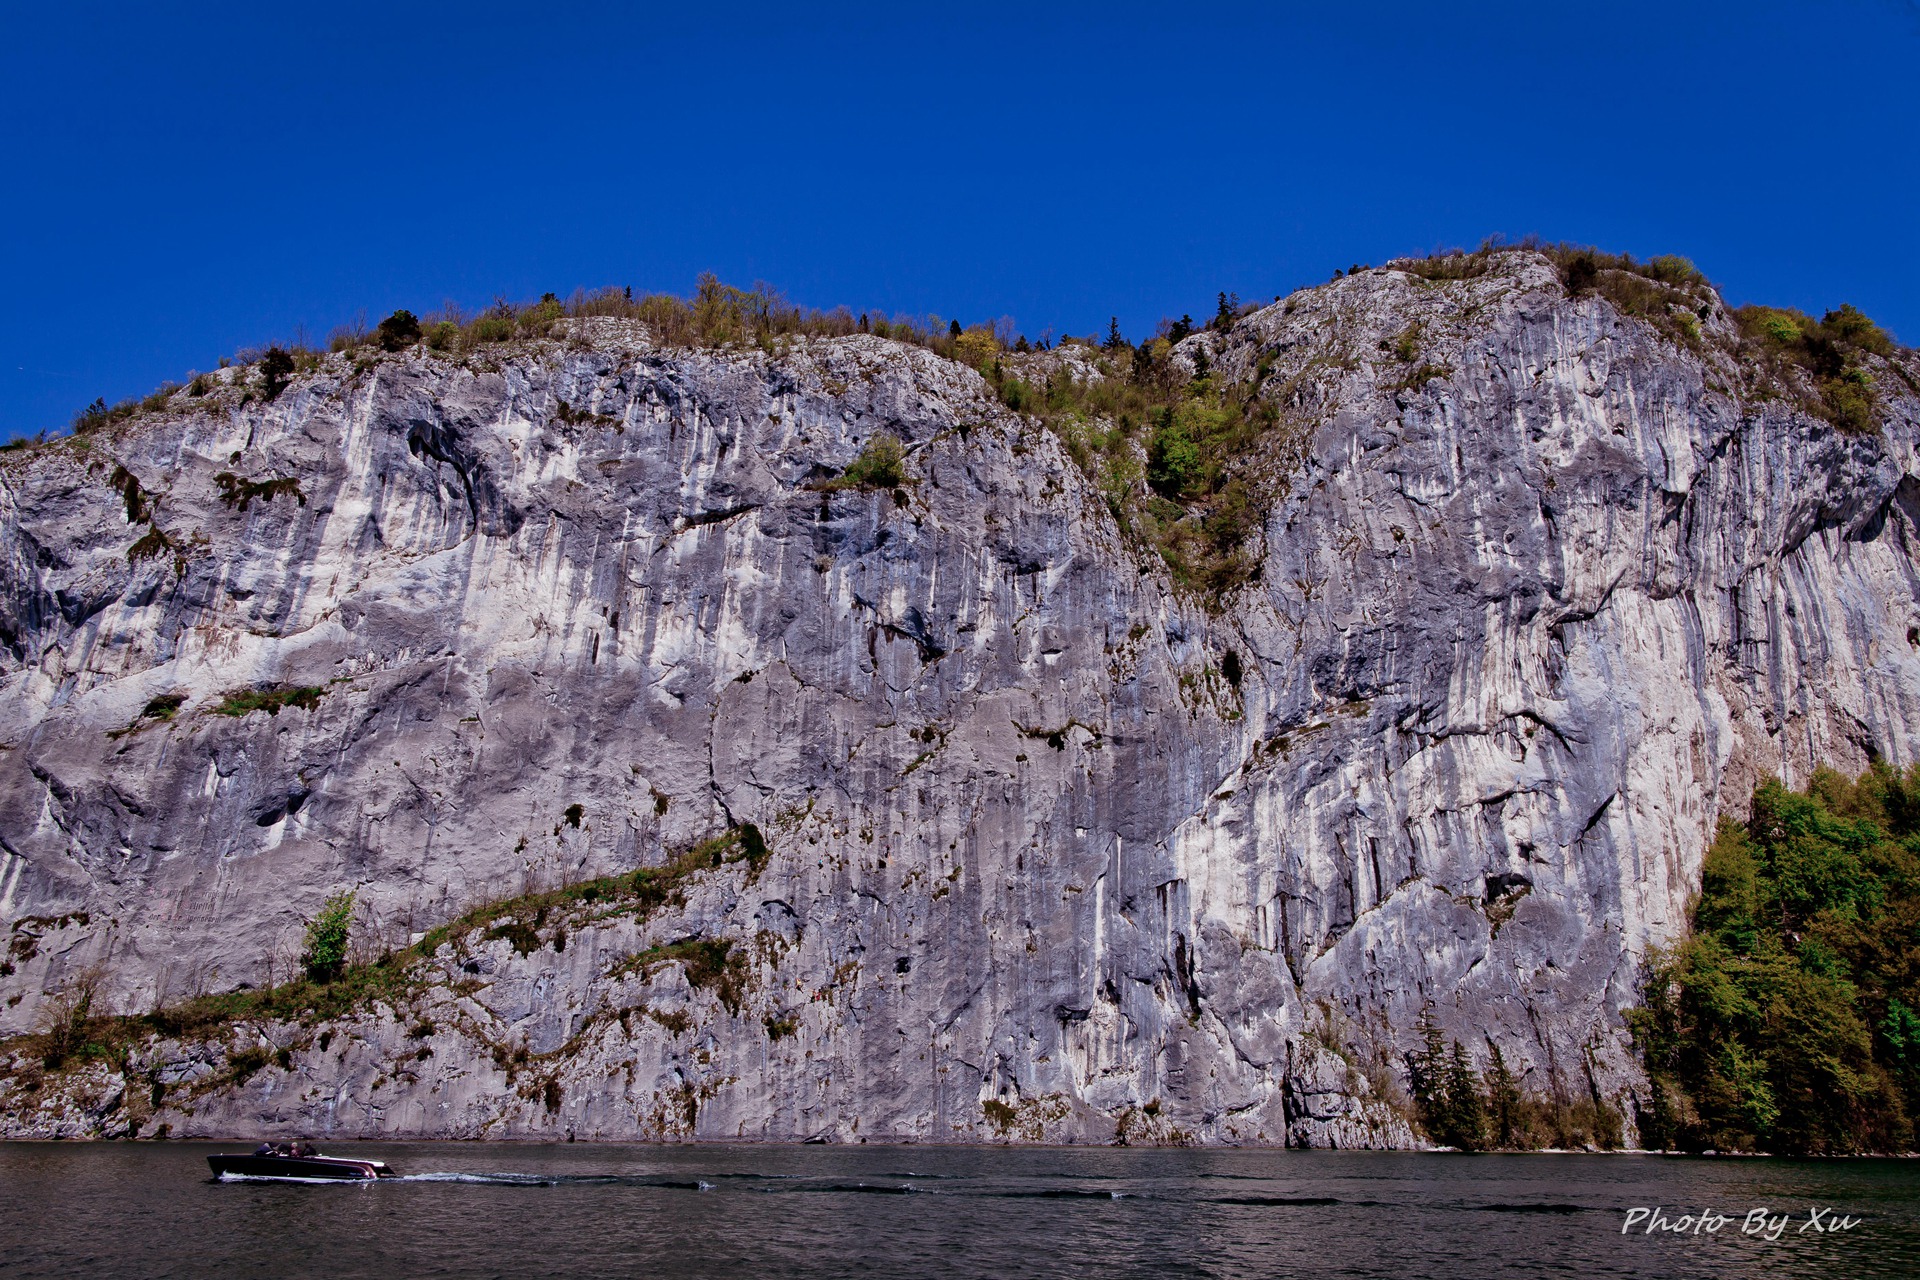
396,1172,720,1189
214,1173,382,1186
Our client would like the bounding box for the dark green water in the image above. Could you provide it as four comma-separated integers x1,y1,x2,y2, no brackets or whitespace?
0,1143,1914,1278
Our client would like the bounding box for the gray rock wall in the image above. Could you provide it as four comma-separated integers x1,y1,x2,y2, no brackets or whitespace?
4,253,1918,1145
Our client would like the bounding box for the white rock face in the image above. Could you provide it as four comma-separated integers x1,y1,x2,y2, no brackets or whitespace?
3,253,1918,1145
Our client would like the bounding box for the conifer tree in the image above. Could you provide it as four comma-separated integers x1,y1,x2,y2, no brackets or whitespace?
1444,1040,1489,1150
1484,1041,1522,1149
1214,291,1240,330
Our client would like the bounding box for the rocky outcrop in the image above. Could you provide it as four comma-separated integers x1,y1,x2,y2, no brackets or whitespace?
4,252,1918,1145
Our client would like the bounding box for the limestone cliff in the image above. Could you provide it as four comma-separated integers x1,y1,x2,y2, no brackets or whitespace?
4,251,1918,1144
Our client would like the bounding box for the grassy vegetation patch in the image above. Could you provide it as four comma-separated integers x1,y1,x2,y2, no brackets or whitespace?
209,685,326,717
106,692,187,740
1732,303,1896,434
617,940,750,1015
342,276,968,361
1394,238,1908,434
4,823,777,1101
986,338,1281,603
821,434,908,491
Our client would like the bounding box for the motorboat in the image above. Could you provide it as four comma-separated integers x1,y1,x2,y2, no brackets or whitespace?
208,1147,399,1182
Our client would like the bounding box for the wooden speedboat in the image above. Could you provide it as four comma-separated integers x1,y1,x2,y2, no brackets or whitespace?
207,1149,398,1181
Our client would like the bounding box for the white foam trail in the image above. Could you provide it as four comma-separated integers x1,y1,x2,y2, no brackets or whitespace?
397,1172,554,1185
217,1173,377,1186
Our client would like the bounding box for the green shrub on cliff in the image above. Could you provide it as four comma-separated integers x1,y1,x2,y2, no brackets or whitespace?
832,434,907,490
258,346,295,402
376,309,421,352
1733,303,1896,434
1632,765,1920,1153
209,685,325,717
300,892,355,984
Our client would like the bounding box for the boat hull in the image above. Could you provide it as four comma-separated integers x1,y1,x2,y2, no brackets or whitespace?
207,1154,397,1182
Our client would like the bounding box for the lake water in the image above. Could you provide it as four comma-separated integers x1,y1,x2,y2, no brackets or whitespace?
0,1143,1914,1278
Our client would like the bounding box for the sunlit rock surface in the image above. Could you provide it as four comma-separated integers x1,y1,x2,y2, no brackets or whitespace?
4,253,1918,1144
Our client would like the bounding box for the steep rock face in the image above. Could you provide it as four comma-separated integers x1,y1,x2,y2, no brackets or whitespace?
3,253,1918,1144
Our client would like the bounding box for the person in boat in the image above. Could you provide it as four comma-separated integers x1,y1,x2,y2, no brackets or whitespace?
291,1140,315,1158
274,1142,293,1157
253,1141,276,1157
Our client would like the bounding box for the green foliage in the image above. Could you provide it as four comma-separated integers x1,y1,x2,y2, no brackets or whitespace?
1405,1012,1623,1151
982,1098,1018,1130
519,293,563,338
301,892,355,984
1552,246,1711,348
1401,248,1497,282
485,917,543,956
210,685,326,717
1408,1014,1488,1149
981,331,1273,602
1734,304,1896,434
952,326,1000,369
1631,765,1920,1153
1484,1042,1522,1148
224,1045,271,1084
1398,239,1712,350
74,395,149,436
33,969,101,1069
140,693,187,722
832,434,908,490
647,939,748,1014
1821,303,1895,357
376,309,421,352
1564,253,1598,295
259,346,295,402
66,384,179,439
1212,291,1240,331
1146,412,1202,499
1647,254,1709,289
110,690,188,738
2,823,772,1095
469,314,514,344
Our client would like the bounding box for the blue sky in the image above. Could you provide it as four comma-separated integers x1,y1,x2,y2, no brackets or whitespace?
3,1,1917,440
